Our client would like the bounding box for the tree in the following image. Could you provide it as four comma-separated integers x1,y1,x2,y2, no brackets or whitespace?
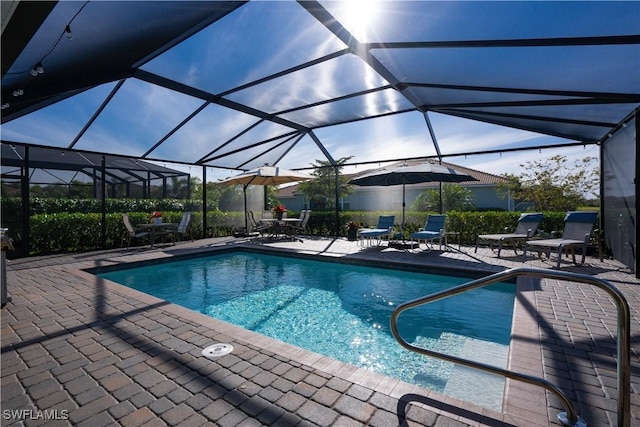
265,186,281,210
68,181,93,199
205,182,232,211
166,176,193,199
28,181,93,198
218,185,244,211
411,183,475,212
297,157,353,210
498,154,598,211
189,176,203,200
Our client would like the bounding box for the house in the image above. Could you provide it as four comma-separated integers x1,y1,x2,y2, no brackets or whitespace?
276,160,514,212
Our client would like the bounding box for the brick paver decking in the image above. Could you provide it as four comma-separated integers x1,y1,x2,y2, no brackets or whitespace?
1,237,638,426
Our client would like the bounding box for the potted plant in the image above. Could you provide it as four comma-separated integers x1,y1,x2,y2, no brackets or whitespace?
272,204,286,220
346,221,359,241
150,211,163,224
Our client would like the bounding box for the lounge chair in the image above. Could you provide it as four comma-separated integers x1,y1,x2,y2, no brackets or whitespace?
358,215,395,246
524,211,598,268
409,214,446,250
475,212,543,257
122,213,150,248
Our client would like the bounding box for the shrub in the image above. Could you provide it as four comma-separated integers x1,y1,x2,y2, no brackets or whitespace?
1,197,206,215
25,210,245,255
0,193,582,256
339,210,570,243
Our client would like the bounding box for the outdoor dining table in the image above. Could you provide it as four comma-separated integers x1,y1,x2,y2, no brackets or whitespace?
138,222,178,248
259,218,302,238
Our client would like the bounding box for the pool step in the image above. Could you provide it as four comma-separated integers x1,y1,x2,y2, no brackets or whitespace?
443,337,509,411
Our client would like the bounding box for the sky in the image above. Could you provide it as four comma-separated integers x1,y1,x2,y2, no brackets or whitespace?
1,1,634,185
155,137,600,184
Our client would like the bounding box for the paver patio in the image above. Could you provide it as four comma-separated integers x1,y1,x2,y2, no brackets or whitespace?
1,236,638,426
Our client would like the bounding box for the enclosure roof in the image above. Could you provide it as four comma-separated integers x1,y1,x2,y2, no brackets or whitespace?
1,143,188,185
1,1,639,172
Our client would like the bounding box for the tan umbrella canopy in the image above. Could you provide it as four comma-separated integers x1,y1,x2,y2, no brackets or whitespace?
220,165,314,232
219,165,314,186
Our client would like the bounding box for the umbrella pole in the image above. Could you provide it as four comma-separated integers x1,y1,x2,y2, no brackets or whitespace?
243,184,248,232
402,180,406,242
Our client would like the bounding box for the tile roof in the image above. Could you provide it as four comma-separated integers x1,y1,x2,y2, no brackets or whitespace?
277,160,507,197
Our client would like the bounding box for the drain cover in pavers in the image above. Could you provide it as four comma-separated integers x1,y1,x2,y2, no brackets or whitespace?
202,343,233,360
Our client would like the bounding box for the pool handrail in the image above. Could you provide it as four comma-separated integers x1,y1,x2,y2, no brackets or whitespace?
389,267,631,427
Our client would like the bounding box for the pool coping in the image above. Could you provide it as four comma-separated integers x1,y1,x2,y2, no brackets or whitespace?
5,236,637,425
84,244,516,282
74,242,548,425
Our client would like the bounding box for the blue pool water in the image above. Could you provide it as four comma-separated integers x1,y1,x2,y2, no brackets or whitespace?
99,252,514,409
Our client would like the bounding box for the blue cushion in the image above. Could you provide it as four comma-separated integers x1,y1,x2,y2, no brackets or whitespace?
375,215,395,229
565,211,598,223
359,215,395,239
419,214,446,233
360,229,390,237
520,213,543,222
410,231,441,240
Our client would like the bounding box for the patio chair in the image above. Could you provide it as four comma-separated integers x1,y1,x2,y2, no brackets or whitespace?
291,210,311,236
122,214,150,248
409,214,446,251
247,211,272,236
524,211,598,268
171,211,192,242
358,215,395,246
475,212,543,257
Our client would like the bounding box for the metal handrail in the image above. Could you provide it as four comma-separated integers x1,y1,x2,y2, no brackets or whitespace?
390,267,631,427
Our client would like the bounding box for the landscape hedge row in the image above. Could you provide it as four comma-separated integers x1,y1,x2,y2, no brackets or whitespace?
2,197,585,256
26,211,238,255
310,210,570,243
1,197,205,215
13,213,573,257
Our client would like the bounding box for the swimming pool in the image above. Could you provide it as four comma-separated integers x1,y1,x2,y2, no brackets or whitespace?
98,251,515,410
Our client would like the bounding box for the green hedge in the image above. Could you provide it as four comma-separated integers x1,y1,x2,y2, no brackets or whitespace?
325,210,572,243
26,211,246,254
1,194,588,256
1,197,205,215
23,210,577,255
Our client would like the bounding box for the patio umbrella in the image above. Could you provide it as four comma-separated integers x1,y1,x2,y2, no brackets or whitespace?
219,165,314,233
348,162,477,241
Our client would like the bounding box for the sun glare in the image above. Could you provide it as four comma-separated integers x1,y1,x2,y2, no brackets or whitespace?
339,0,382,42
